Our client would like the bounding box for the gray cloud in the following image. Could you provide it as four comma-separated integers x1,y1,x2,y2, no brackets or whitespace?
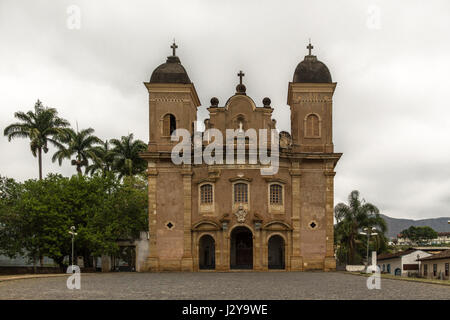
1,0,450,219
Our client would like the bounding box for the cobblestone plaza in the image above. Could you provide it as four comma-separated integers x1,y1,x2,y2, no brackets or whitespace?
1,272,449,300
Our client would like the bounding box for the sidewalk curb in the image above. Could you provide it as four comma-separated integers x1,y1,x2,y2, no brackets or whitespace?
343,271,450,287
0,273,68,283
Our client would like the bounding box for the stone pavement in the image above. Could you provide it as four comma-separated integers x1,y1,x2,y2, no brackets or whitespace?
0,271,449,300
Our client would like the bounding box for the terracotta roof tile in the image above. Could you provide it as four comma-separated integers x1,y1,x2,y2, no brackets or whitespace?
418,249,450,261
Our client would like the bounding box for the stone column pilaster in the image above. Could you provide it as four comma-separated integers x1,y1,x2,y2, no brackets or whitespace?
181,167,194,271
289,165,303,271
145,166,159,271
324,166,336,271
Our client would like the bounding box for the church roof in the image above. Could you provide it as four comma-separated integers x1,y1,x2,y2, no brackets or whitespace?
293,42,332,83
150,42,191,84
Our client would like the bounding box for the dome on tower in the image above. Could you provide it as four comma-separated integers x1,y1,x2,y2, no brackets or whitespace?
293,42,332,83
150,42,191,84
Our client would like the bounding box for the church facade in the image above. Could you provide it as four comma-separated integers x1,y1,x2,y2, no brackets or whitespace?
140,42,342,271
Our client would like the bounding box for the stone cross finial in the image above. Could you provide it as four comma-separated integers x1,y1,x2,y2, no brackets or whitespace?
237,70,245,85
307,40,314,55
171,41,178,56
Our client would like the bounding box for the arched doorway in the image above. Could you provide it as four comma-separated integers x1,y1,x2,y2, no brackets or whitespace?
268,235,285,269
199,235,215,270
230,226,253,269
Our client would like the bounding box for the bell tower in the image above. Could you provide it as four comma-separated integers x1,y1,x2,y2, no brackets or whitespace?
287,41,336,153
144,41,200,153
142,42,200,272
287,42,340,272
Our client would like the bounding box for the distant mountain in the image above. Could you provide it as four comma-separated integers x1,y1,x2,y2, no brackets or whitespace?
381,214,450,238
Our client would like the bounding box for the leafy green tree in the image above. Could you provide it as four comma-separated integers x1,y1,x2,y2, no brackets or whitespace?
3,100,70,179
52,127,102,175
0,176,24,258
86,140,115,177
400,226,438,245
334,190,387,265
110,133,147,178
85,175,148,257
0,174,148,271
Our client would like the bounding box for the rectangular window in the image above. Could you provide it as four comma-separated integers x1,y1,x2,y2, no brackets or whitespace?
200,184,213,204
445,263,449,277
270,184,283,205
424,264,428,276
234,183,248,203
433,264,437,277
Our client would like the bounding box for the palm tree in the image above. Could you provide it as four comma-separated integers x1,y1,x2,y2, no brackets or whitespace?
86,140,115,176
334,190,387,265
3,100,70,180
52,127,102,175
110,133,147,178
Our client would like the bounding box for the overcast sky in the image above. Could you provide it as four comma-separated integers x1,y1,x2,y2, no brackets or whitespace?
1,0,449,220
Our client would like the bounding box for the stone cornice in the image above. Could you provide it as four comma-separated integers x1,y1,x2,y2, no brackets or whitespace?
289,169,302,177
144,82,201,107
287,82,336,105
180,168,193,176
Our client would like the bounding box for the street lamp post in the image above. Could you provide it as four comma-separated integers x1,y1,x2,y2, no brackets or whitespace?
360,227,378,270
68,226,77,267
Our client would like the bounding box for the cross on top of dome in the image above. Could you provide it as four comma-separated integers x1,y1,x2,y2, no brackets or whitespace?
307,40,314,55
171,40,178,56
237,70,245,85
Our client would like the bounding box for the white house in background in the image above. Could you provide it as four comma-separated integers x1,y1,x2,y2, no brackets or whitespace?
396,232,450,246
434,232,450,244
418,249,450,280
396,234,412,246
377,249,431,276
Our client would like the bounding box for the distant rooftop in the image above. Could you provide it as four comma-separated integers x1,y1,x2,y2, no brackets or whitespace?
412,246,450,251
418,249,450,261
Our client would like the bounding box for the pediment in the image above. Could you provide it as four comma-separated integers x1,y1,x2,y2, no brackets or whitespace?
262,220,292,231
229,176,252,183
225,95,256,111
192,220,221,231
263,177,287,184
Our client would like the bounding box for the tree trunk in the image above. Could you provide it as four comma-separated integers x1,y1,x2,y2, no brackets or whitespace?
38,147,43,180
349,237,355,265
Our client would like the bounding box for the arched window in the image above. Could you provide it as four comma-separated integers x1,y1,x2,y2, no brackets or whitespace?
234,183,248,203
306,114,320,137
269,184,283,205
236,115,246,132
163,114,176,136
200,184,213,204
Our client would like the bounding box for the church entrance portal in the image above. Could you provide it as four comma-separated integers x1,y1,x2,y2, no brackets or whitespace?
230,226,253,269
268,235,285,269
199,235,215,269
